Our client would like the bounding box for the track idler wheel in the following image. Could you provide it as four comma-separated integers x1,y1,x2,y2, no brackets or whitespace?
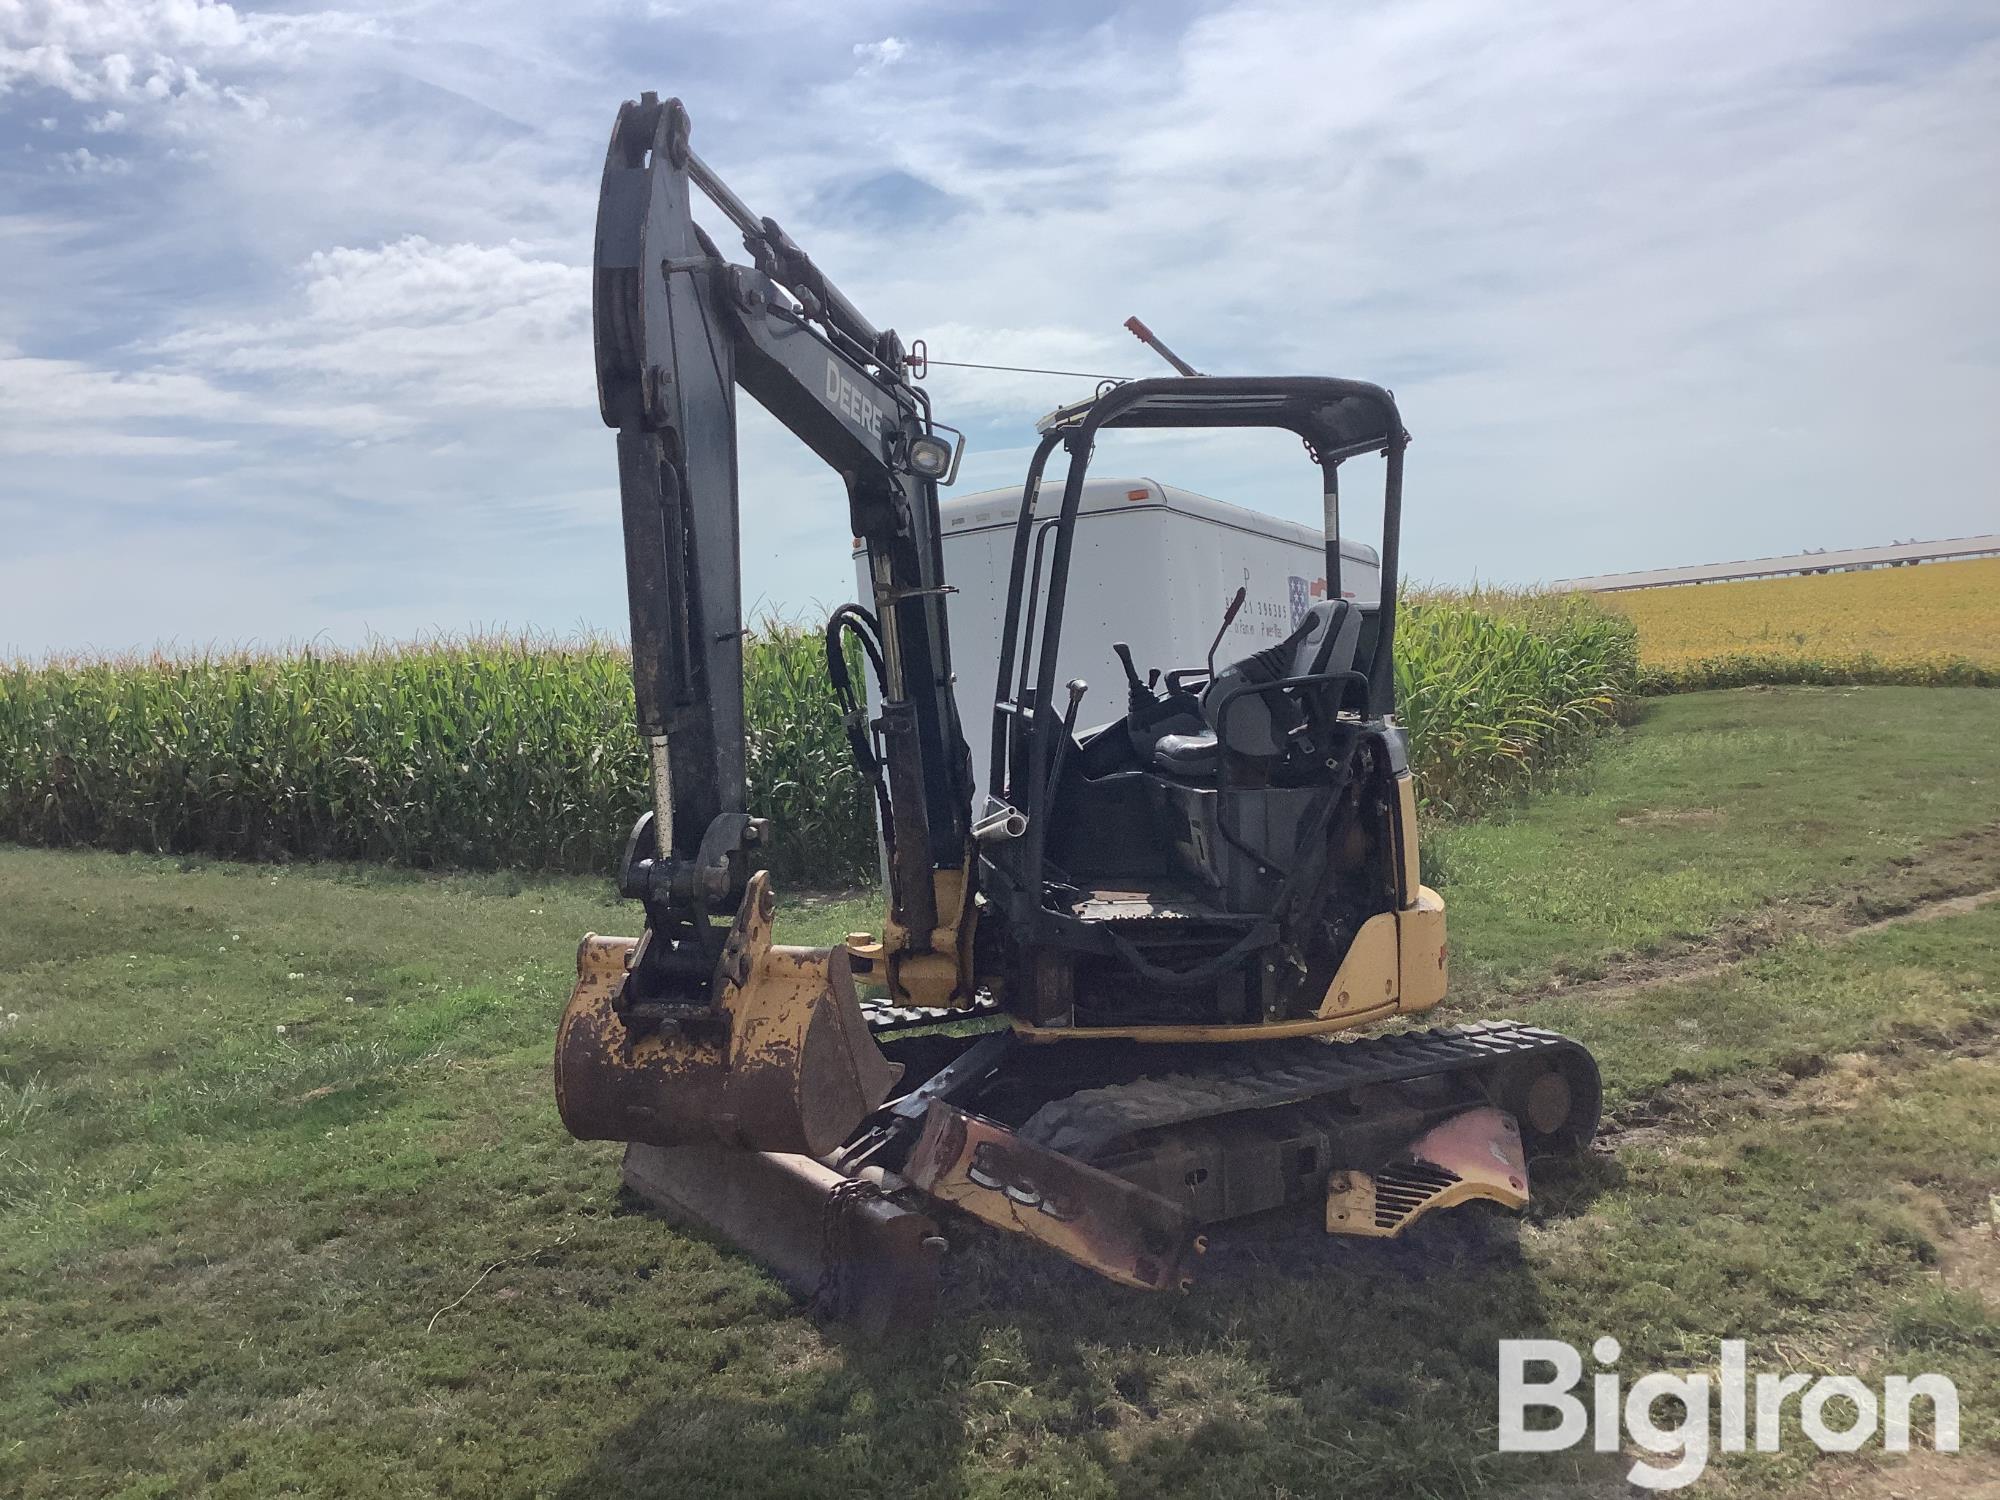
554,872,902,1159
1485,1043,1603,1155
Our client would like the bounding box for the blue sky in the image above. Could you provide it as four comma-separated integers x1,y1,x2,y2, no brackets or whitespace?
1,0,1995,656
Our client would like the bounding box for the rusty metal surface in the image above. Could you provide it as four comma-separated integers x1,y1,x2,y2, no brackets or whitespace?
903,1102,1203,1292
622,1143,943,1334
555,873,902,1157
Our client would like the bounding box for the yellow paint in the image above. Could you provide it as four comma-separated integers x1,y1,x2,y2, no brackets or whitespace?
1013,1001,1403,1045
1397,885,1448,1013
553,874,900,1158
866,859,979,1006
1608,555,2000,672
903,1103,1199,1291
1324,1166,1526,1237
1325,1107,1527,1238
1315,910,1400,1022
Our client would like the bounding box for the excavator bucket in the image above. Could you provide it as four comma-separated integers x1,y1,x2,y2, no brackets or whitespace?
555,873,903,1159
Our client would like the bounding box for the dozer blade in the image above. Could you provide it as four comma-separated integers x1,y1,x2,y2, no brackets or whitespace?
904,1101,1205,1292
555,872,903,1159
622,1143,944,1334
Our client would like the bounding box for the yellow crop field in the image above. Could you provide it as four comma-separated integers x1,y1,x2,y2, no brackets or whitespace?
1604,555,2000,690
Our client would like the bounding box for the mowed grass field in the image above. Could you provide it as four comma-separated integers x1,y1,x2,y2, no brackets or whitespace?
1608,555,2000,691
4,687,1998,1499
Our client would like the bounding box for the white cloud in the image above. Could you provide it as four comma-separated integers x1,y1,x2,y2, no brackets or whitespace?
1,0,1996,655
853,35,908,71
0,0,375,133
0,339,392,456
83,106,124,130
52,143,127,172
154,236,593,411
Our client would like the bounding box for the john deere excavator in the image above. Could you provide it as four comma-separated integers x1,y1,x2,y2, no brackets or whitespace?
555,94,1601,1327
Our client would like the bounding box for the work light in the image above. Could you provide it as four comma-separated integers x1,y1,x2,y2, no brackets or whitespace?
908,432,955,479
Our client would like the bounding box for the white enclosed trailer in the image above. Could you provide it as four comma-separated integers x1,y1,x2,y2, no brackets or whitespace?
854,476,1380,795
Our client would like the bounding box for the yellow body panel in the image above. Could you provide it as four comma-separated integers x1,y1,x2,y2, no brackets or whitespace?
1012,891,1446,1044
1325,1106,1529,1237
1315,910,1400,1022
851,861,978,1006
1398,884,1448,1013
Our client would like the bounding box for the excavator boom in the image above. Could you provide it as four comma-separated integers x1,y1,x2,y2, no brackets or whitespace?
555,94,975,1167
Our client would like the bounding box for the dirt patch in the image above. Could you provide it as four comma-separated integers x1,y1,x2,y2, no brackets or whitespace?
1938,1208,2000,1313
1852,887,2000,937
1616,807,1724,826
1805,1449,2000,1500
1524,823,2000,1006
1602,1021,1998,1150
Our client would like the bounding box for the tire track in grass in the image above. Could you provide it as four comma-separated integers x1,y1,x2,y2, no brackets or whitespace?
1488,822,2000,1011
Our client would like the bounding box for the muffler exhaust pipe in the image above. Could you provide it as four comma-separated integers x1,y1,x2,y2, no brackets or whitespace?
971,795,1028,844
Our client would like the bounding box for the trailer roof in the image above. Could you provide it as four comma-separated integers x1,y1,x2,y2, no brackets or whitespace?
935,477,1380,564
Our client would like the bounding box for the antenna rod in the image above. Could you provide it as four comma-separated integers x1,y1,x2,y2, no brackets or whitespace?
1123,316,1202,377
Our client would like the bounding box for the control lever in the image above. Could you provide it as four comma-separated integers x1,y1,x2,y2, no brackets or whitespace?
1040,679,1089,821
1111,641,1154,713
1205,586,1249,679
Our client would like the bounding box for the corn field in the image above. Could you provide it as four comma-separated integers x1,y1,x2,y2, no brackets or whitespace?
1607,556,2000,693
1395,587,1638,815
0,595,1637,881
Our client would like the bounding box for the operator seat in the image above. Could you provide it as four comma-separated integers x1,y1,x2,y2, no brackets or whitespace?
1151,600,1362,777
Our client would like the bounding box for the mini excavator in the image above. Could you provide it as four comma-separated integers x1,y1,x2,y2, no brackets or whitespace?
555,95,1602,1327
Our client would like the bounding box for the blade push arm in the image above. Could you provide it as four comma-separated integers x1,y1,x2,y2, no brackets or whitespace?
593,93,971,1003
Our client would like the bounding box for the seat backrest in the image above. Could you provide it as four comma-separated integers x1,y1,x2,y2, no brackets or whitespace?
1202,600,1360,759
1290,599,1361,680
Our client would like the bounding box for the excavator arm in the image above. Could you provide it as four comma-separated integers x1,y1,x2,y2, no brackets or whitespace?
557,95,974,1160
594,94,971,989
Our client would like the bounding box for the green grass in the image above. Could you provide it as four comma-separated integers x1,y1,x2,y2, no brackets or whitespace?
1425,685,2000,992
0,592,1637,880
3,687,1997,1498
1640,651,2000,693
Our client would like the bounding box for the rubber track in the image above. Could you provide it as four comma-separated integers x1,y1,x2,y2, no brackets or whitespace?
863,992,1004,1035
1016,1020,1592,1160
